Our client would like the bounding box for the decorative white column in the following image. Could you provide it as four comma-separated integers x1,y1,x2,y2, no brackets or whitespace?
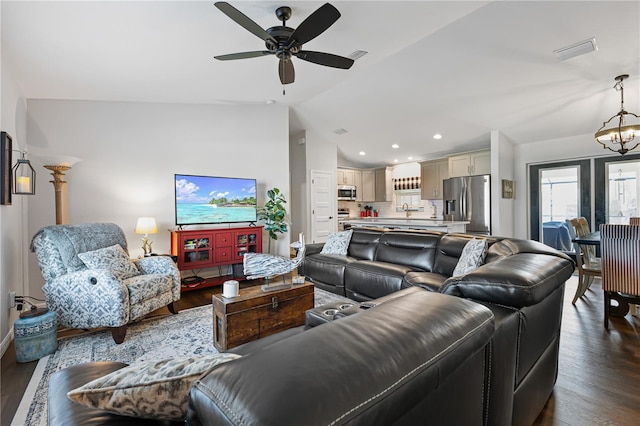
44,165,71,225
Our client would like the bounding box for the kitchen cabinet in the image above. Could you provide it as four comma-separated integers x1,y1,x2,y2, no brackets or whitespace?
361,169,376,201
448,150,491,177
337,168,356,186
354,169,363,201
420,159,449,200
375,167,393,202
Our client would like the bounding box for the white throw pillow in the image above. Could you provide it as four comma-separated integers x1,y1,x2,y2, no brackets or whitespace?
78,244,140,280
67,353,240,421
452,238,488,277
320,229,353,255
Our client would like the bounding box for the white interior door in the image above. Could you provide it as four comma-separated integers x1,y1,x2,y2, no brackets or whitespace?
310,170,335,243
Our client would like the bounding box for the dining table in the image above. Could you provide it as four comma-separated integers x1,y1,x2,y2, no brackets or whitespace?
571,231,600,246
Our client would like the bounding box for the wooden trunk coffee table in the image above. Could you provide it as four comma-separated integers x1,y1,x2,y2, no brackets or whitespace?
213,282,314,351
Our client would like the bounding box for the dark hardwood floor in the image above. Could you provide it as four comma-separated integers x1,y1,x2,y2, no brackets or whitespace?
2,275,639,425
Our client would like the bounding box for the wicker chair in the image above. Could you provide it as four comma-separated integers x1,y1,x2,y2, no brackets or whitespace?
600,224,640,329
31,223,181,343
566,218,601,304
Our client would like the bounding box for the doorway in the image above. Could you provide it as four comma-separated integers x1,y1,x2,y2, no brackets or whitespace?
309,170,335,243
529,159,591,249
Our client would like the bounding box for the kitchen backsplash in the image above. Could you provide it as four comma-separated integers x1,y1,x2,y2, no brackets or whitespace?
338,196,444,219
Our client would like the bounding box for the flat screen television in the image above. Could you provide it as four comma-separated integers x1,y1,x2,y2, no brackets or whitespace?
175,174,257,226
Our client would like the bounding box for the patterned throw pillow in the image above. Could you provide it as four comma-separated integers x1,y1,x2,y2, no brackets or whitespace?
78,244,140,280
320,229,354,255
67,354,241,421
452,238,488,277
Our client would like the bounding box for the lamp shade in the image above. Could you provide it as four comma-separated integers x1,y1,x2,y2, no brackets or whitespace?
12,158,36,195
135,217,158,235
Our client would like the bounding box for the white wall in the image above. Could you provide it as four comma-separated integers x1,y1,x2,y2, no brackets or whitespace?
303,128,337,235
491,130,515,237
289,129,306,239
0,55,29,351
26,100,290,299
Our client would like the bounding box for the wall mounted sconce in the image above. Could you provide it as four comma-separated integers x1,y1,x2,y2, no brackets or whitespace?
12,151,36,195
135,217,158,256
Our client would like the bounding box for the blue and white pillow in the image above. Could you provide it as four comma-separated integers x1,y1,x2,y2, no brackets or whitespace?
320,230,353,256
78,244,140,280
452,238,488,277
67,354,240,421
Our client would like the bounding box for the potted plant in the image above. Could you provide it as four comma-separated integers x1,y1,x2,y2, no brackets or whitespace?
257,187,288,253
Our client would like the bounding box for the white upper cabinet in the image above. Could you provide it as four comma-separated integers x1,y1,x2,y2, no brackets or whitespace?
361,169,376,201
420,159,449,200
448,150,491,177
374,167,393,202
337,168,356,186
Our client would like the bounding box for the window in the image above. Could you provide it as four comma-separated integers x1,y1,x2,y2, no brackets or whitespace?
595,153,640,228
606,161,639,224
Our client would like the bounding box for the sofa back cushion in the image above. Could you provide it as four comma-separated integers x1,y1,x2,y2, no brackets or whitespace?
375,230,441,271
347,228,384,260
433,234,500,276
30,223,128,283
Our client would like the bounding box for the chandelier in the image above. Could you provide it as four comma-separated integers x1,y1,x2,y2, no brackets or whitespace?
595,74,640,155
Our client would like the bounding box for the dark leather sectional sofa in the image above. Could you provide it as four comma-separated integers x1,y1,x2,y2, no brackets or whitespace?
292,228,576,425
50,228,575,426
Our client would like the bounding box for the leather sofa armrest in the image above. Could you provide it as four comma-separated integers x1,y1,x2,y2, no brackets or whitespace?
304,243,325,256
441,253,575,308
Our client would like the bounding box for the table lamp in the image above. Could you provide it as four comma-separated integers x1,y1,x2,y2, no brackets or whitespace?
135,217,158,256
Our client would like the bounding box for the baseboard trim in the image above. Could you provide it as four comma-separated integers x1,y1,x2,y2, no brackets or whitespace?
1,327,14,358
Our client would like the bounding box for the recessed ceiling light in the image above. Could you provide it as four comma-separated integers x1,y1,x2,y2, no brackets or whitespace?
334,128,348,135
359,151,366,156
265,99,276,104
408,156,413,160
433,134,442,140
391,144,400,149
393,159,398,163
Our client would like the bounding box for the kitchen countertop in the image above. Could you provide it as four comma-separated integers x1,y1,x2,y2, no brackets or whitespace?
343,218,470,231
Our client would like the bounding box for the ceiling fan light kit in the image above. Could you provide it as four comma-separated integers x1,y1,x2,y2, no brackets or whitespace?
213,2,354,89
595,74,640,155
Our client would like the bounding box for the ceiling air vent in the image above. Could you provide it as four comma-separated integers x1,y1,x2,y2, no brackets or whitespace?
553,37,597,61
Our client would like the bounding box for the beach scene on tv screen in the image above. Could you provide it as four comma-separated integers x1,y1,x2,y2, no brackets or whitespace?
175,175,257,224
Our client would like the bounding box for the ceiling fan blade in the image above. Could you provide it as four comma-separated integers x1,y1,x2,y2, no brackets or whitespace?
279,59,295,85
214,2,277,44
215,51,273,61
296,51,354,69
288,3,340,47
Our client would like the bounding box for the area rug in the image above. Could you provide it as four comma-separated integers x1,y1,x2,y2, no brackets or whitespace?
12,287,350,426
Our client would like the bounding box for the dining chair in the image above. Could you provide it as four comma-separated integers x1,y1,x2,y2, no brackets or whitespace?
629,217,640,225
600,224,640,328
566,218,601,305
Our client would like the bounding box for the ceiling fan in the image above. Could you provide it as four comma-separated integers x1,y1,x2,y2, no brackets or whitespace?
213,2,354,86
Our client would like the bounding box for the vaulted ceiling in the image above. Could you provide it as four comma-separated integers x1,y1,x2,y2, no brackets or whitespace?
3,1,639,166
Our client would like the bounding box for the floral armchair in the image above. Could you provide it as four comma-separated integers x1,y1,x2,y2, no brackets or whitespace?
30,223,181,343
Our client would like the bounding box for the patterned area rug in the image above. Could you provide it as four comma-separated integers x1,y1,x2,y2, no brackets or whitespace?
13,287,351,426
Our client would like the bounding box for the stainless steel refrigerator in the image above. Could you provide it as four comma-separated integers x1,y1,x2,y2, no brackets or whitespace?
443,175,491,234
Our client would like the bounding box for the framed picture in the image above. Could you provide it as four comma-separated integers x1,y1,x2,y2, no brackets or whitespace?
1,132,12,206
501,179,514,199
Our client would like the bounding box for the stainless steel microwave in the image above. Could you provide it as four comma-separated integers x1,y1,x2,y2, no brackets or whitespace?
338,185,357,200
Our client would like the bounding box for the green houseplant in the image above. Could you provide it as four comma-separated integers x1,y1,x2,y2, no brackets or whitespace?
257,187,288,254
